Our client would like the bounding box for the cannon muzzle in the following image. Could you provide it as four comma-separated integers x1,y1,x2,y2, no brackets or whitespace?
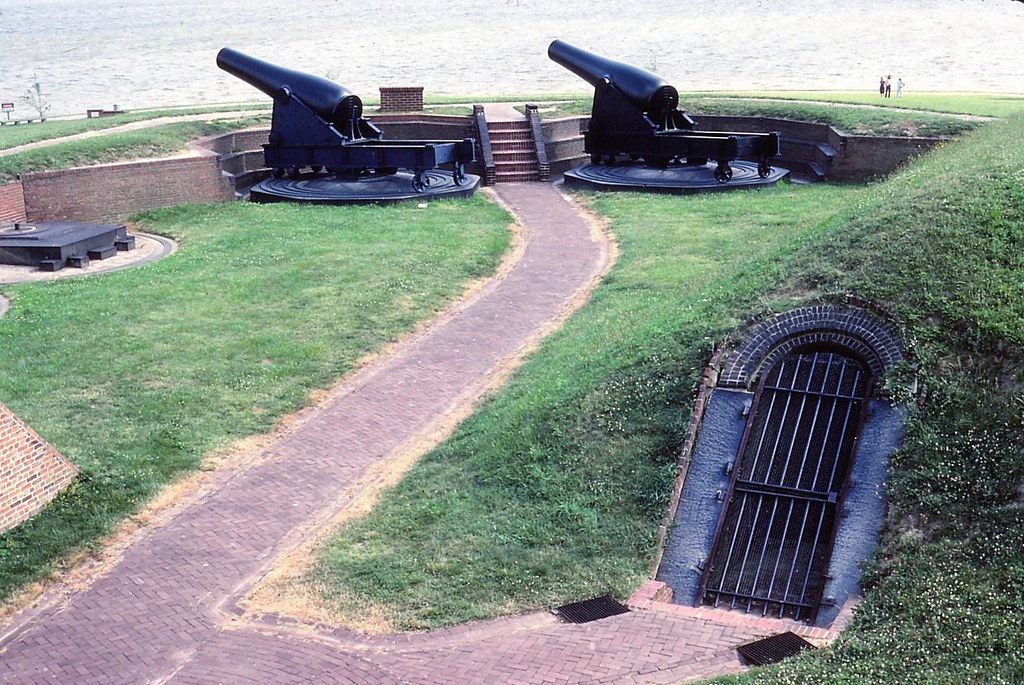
548,40,679,118
217,47,363,128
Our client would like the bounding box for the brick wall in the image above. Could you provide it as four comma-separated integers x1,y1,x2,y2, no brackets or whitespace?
20,152,235,224
541,115,943,181
0,181,26,223
379,87,424,112
718,302,904,392
831,135,940,181
0,402,78,532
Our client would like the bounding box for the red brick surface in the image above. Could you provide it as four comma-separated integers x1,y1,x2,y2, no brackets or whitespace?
379,86,424,112
0,186,810,683
0,181,26,223
20,153,234,224
0,402,78,532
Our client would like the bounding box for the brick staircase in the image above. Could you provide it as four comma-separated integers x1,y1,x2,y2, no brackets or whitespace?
488,119,542,183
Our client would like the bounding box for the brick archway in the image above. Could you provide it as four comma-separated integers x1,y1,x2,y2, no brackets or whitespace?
718,304,903,393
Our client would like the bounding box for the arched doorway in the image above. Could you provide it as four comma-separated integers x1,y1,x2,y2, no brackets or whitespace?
697,349,872,622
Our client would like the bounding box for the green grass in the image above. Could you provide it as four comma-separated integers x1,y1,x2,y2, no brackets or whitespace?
710,112,1024,685
308,182,861,631
0,116,269,183
704,91,1024,117
309,113,1024,680
0,197,510,600
0,104,269,151
533,96,983,137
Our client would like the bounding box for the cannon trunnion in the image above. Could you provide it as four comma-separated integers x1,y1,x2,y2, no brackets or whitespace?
548,40,780,182
217,48,475,192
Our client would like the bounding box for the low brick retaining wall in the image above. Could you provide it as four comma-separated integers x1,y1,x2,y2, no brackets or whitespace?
540,114,944,181
19,147,234,224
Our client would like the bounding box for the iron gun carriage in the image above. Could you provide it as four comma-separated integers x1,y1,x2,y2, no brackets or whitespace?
548,40,780,182
217,48,475,192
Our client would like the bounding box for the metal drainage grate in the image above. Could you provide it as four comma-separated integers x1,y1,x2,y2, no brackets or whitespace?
736,631,815,666
554,595,630,623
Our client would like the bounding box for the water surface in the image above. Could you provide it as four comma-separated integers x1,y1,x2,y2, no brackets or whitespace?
2,0,1023,117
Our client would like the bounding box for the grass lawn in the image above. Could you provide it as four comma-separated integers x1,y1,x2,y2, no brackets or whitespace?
0,116,269,183
704,91,1024,117
307,113,1024,681
0,104,270,151
0,196,510,600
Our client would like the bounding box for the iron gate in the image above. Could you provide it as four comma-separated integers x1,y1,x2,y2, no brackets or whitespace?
699,351,871,622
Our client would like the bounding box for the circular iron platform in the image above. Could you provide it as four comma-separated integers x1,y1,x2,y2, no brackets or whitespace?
563,160,789,194
249,170,480,205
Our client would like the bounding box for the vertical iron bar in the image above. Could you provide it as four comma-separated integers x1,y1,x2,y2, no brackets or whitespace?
745,495,781,613
795,501,829,621
792,353,835,490
729,493,766,609
825,367,863,493
712,492,750,605
763,497,797,616
781,498,814,616
774,353,819,487
809,361,847,492
746,361,786,481
760,355,804,485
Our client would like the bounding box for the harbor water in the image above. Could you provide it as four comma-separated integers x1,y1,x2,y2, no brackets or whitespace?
2,0,1024,118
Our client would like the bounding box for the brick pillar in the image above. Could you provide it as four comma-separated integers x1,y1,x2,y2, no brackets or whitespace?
0,181,27,223
379,86,424,112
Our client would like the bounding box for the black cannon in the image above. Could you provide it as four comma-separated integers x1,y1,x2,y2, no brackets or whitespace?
548,40,780,182
217,48,475,191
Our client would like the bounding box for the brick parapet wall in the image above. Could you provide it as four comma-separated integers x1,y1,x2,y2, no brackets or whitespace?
0,402,78,532
191,128,269,157
379,87,424,112
541,114,942,181
0,181,27,223
21,152,235,224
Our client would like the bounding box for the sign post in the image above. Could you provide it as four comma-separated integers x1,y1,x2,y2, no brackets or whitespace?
1,103,14,122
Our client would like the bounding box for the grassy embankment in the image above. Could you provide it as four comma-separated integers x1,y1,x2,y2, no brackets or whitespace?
306,111,1024,681
0,115,269,183
0,104,270,151
0,197,510,601
534,94,995,137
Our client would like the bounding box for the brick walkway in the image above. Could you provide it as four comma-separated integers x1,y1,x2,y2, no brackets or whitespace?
0,184,803,684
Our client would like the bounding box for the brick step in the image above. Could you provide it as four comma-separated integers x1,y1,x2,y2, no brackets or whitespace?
495,171,541,183
490,140,536,152
488,134,533,145
494,161,539,174
487,121,530,131
493,151,538,163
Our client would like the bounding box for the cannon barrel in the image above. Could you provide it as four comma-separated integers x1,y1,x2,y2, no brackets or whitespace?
217,47,363,128
548,40,679,118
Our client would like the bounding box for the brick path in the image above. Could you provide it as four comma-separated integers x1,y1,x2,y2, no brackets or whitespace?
0,184,797,684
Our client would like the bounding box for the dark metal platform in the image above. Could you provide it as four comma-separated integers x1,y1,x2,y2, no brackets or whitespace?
249,170,480,205
0,221,134,271
563,160,789,195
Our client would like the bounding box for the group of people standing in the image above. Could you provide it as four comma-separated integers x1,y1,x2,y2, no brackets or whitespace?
879,75,905,98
